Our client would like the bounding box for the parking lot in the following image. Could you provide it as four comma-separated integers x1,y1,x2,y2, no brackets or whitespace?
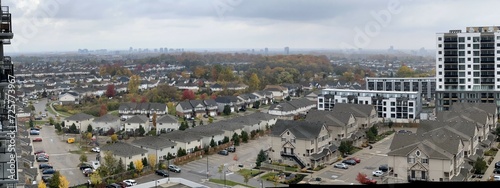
31,119,97,186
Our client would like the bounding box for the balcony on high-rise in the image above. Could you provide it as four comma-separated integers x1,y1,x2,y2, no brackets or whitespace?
0,6,12,43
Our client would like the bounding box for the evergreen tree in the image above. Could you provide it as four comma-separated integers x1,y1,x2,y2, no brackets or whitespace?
231,133,240,146
210,138,217,147
128,161,135,171
241,131,249,143
142,157,148,167
255,149,267,167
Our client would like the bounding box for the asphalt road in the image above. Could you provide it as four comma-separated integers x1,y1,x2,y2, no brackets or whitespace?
32,98,96,186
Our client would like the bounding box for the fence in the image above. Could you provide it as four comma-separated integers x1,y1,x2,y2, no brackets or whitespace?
260,163,286,172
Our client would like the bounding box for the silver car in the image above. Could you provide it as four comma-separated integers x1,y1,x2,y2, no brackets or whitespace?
333,163,348,169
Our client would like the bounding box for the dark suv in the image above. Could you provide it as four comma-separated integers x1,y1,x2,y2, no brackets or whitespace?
495,161,500,169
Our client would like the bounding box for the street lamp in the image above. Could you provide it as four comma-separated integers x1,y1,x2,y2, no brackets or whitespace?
206,154,209,179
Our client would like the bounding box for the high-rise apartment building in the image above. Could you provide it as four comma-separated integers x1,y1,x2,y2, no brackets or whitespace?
284,46,289,55
0,1,16,186
366,77,436,100
435,26,500,114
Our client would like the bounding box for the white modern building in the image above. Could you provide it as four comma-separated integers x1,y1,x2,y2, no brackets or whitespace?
435,26,500,114
317,89,422,123
366,77,436,100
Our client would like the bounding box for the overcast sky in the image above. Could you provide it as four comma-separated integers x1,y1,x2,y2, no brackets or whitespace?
3,0,500,53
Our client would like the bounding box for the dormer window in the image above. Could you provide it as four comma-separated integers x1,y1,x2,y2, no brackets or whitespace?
287,131,290,135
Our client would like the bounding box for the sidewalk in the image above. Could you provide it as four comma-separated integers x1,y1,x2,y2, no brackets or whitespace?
481,142,500,181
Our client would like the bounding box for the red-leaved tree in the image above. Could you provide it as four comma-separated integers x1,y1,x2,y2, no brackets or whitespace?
99,104,108,116
200,93,207,100
182,90,196,100
106,84,116,98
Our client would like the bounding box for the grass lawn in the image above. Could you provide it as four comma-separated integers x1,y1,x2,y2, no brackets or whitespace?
285,166,298,172
238,169,262,177
109,110,119,116
260,172,278,180
209,178,253,188
34,120,49,125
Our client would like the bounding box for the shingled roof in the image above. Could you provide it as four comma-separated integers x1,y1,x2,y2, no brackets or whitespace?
305,110,354,127
388,132,463,160
101,142,148,157
93,114,120,123
131,136,177,150
271,119,325,140
66,113,94,121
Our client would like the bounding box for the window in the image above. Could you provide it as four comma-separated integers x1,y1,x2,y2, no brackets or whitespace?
439,71,442,75
422,158,429,164
407,157,415,163
319,98,323,102
438,58,442,61
438,44,442,48
438,51,442,54
282,138,286,142
467,51,471,54
438,37,442,41
438,65,442,68
459,37,464,42
467,44,471,47
467,37,471,40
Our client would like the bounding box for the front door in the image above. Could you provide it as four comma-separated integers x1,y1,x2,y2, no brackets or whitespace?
290,148,294,154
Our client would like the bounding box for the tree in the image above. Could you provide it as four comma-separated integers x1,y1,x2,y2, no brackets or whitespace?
256,149,267,167
48,117,55,125
111,134,118,143
248,73,261,91
285,96,291,101
222,136,230,144
138,125,146,136
69,123,78,133
128,75,141,94
48,171,61,188
38,181,47,188
117,158,125,173
474,157,487,174
210,138,217,147
106,84,116,98
79,153,88,164
253,101,260,109
87,124,93,133
223,105,231,115
232,133,240,146
179,121,188,131
59,174,70,188
243,173,251,185
208,117,214,123
107,128,115,136
54,122,62,132
61,121,65,128
99,151,118,177
396,65,415,77
148,154,157,169
29,118,34,128
366,130,376,142
191,120,196,128
142,157,148,167
89,170,102,185
99,104,108,116
134,159,144,173
241,131,249,143
152,113,157,129
128,161,135,171
218,164,224,179
369,126,378,137
199,119,204,126
338,140,354,156
181,89,196,100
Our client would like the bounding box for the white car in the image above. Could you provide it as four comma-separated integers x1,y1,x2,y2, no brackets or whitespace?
333,163,348,169
494,175,500,181
372,170,384,177
123,179,137,186
91,147,100,153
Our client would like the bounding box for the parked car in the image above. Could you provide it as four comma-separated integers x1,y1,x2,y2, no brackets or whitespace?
168,165,181,173
37,153,50,159
347,157,361,163
494,168,500,174
372,170,384,177
155,169,169,177
79,163,93,171
379,164,389,172
37,156,49,162
41,176,52,183
227,146,236,152
34,150,45,155
218,150,229,156
91,147,100,153
494,175,500,181
30,130,40,135
83,168,94,177
123,179,137,186
39,163,53,169
32,137,43,142
333,163,348,169
42,169,56,174
342,159,357,165
495,161,500,169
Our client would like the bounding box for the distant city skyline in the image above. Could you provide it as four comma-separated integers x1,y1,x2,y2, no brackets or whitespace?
5,0,500,53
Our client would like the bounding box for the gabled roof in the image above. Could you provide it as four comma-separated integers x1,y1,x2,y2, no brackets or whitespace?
203,99,218,107
450,102,497,116
66,113,94,121
186,124,225,137
189,100,206,108
215,96,240,104
271,119,325,140
305,110,354,127
131,136,177,150
177,101,193,110
157,114,177,124
119,102,137,111
93,114,120,123
101,142,148,157
160,130,203,143
124,115,149,124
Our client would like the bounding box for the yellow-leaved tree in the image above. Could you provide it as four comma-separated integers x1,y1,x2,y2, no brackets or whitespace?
148,154,157,169
38,181,47,188
59,175,70,188
134,159,144,174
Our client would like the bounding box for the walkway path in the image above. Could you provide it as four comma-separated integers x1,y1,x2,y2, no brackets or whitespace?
481,142,500,181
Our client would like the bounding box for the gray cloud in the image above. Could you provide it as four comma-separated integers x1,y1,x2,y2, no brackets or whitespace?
3,0,500,53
